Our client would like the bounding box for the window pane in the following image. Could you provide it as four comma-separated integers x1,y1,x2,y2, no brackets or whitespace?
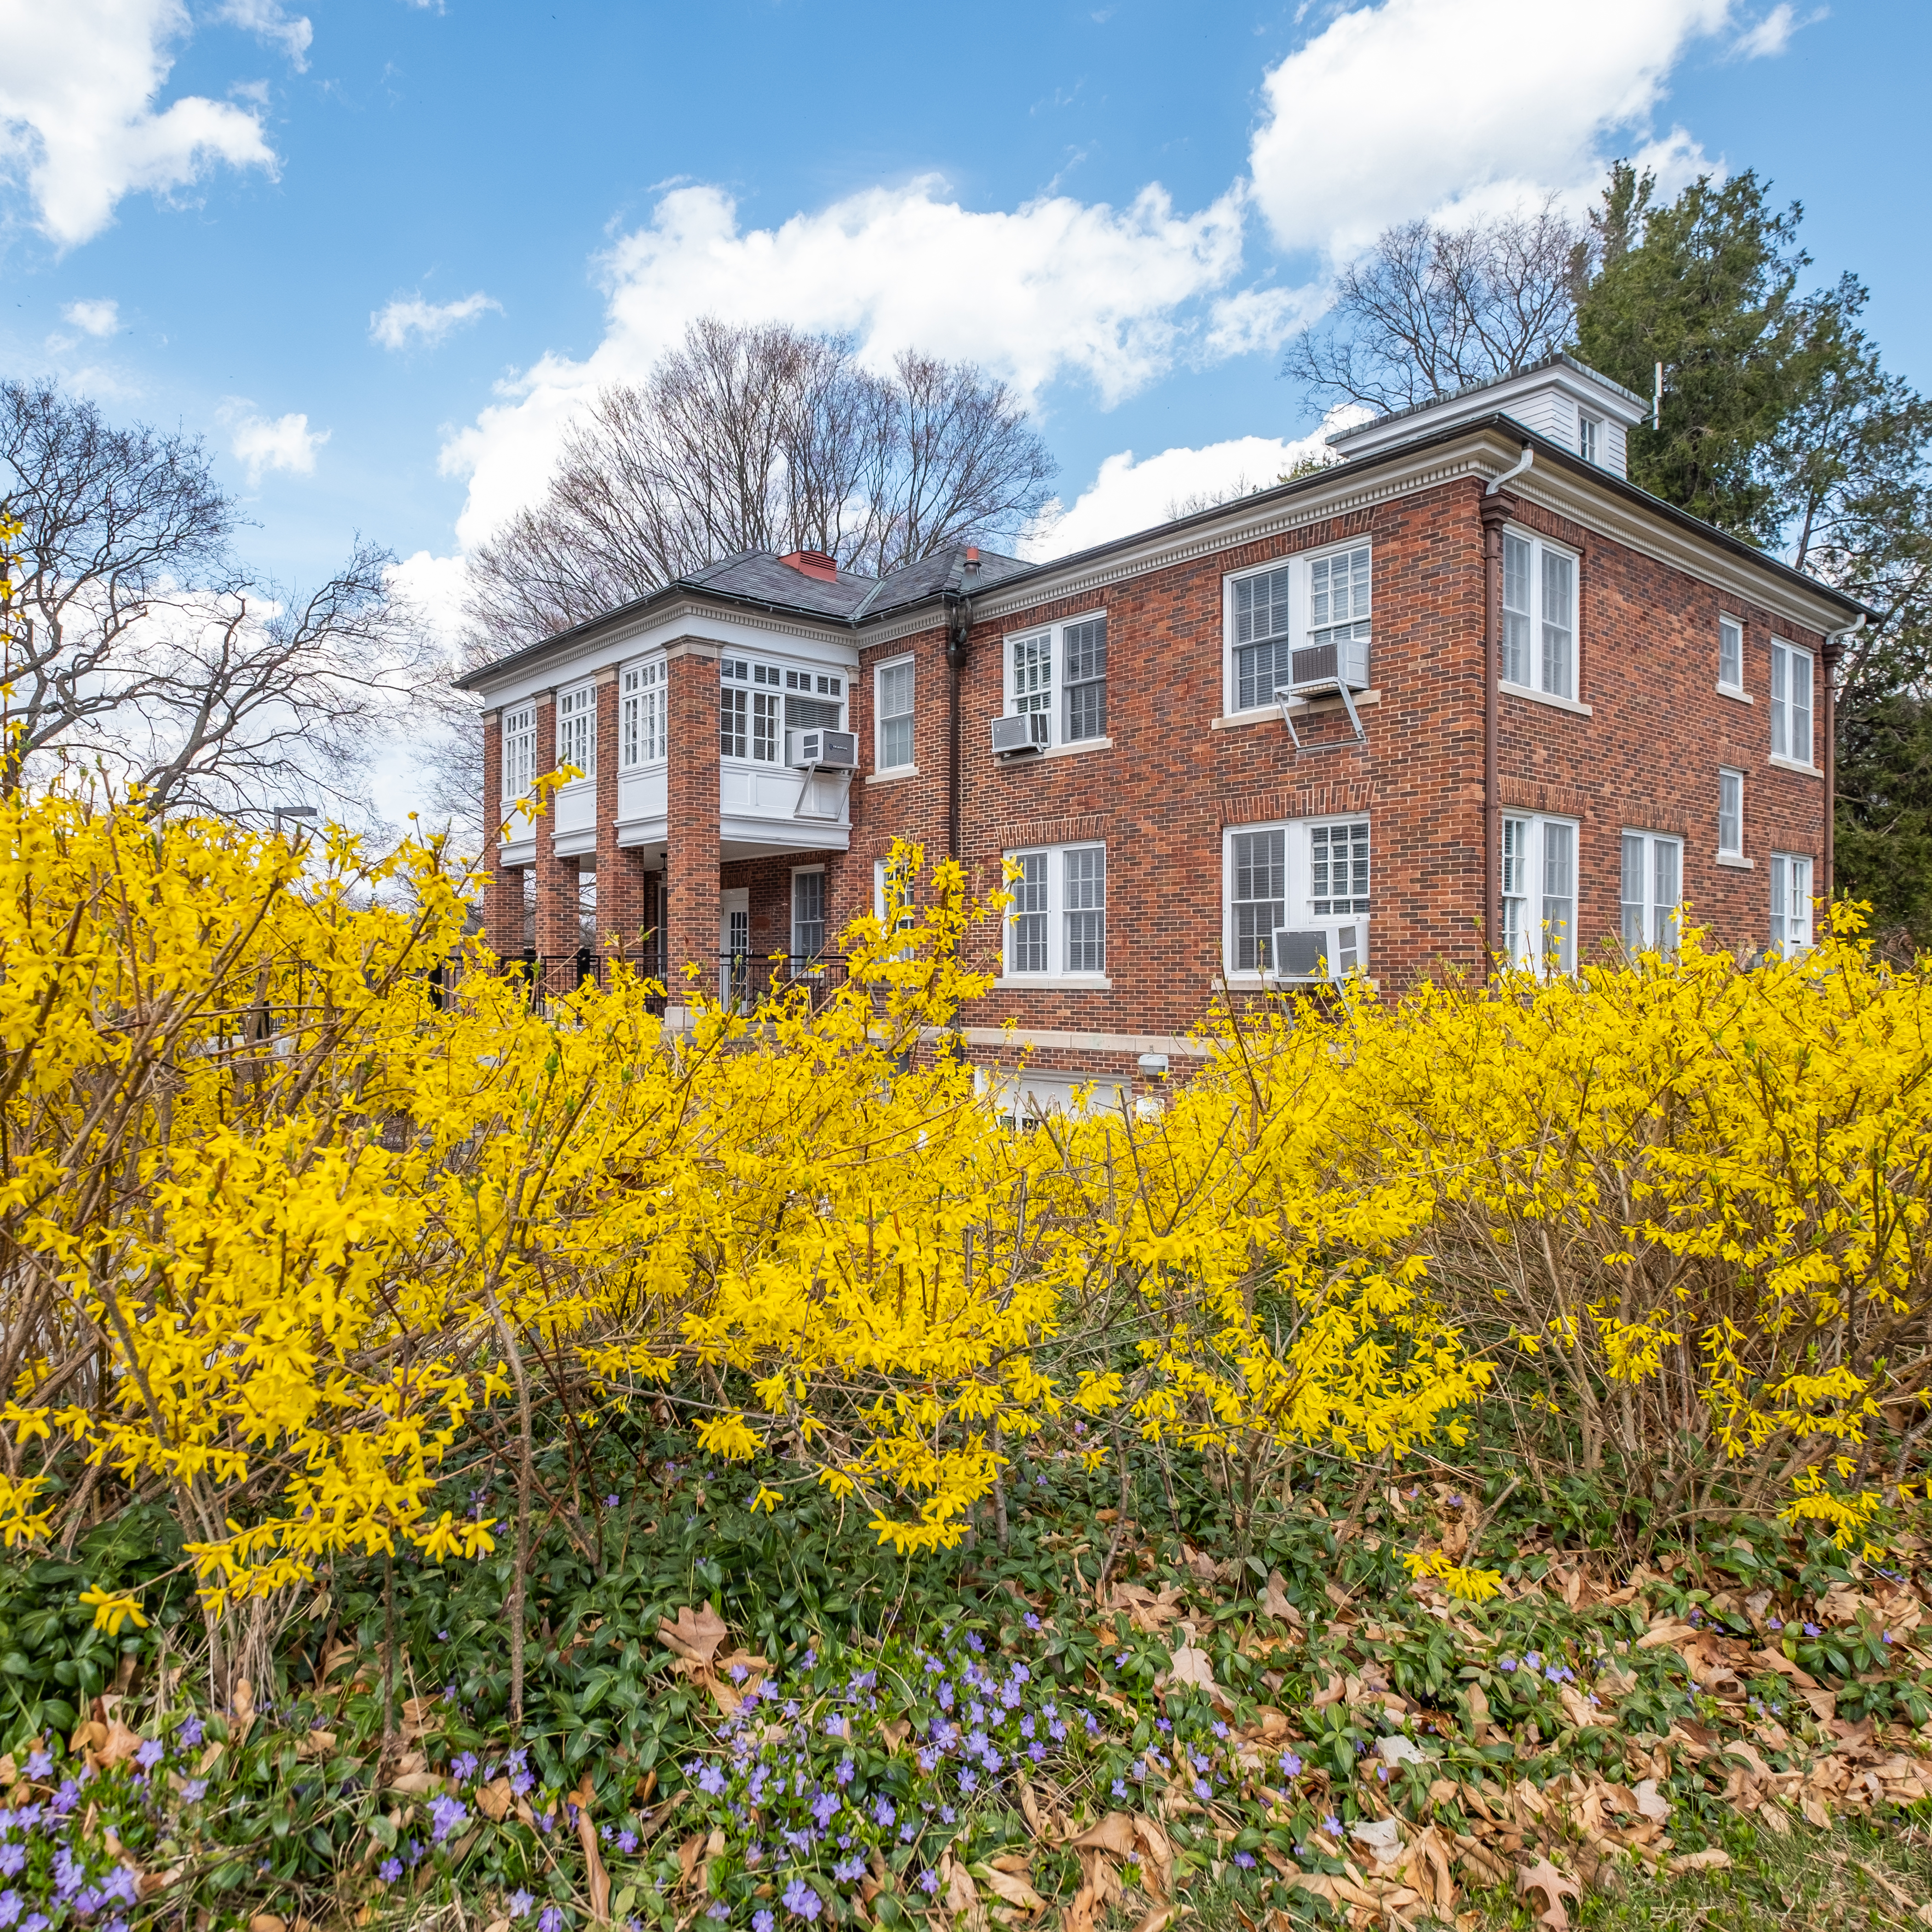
721,686,747,759
1501,816,1529,961
1064,617,1106,740
1311,819,1369,916
1064,845,1105,973
1541,550,1574,698
753,690,780,762
1790,648,1812,763
1621,833,1646,949
1234,568,1291,645
1236,638,1293,711
1541,822,1574,970
1655,840,1681,955
1012,634,1052,721
1231,828,1286,972
1009,851,1048,973
793,872,825,958
1502,534,1531,685
1719,770,1742,855
879,661,913,719
1771,645,1789,759
1719,617,1742,688
880,714,914,769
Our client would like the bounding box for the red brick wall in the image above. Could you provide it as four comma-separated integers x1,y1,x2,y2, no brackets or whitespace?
665,648,722,996
592,668,649,959
531,694,580,956
480,712,522,959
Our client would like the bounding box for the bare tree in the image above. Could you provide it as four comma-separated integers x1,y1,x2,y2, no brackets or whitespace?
0,380,439,821
1285,199,1592,414
463,319,1057,655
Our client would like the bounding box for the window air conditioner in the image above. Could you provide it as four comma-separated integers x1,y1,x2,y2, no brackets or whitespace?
1288,634,1371,695
788,729,859,771
991,713,1050,757
1271,920,1365,982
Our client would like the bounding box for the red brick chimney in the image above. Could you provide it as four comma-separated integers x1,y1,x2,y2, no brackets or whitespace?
779,549,838,583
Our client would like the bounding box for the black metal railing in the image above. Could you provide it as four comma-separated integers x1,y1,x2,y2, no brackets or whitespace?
718,951,851,1014
491,948,851,1021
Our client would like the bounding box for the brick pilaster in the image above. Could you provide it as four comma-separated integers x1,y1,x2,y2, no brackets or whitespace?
665,645,721,1001
592,667,648,965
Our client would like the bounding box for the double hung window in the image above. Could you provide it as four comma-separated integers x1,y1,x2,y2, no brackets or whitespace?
1718,615,1744,693
1227,544,1373,714
1308,545,1371,673
1224,817,1370,979
1003,844,1107,979
1004,615,1107,750
1501,531,1578,700
1770,640,1814,766
501,702,536,810
620,659,666,767
1621,831,1684,957
557,682,596,781
1500,814,1577,972
875,657,915,770
791,868,826,960
1718,769,1744,858
1768,854,1814,954
1232,565,1292,713
722,657,839,762
1578,414,1603,466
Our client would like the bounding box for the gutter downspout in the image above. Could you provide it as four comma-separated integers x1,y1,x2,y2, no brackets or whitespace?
1823,614,1866,908
1480,448,1530,972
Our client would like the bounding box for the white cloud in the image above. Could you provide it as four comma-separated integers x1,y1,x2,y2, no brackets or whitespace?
63,298,121,337
370,290,502,351
1730,5,1825,59
0,0,277,249
214,0,313,69
1025,411,1368,560
441,177,1246,549
224,404,327,483
1249,0,1734,259
387,549,471,649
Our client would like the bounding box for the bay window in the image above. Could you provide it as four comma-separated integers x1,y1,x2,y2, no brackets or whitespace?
500,702,536,811
621,658,666,767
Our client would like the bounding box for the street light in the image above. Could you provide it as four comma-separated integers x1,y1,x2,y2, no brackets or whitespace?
271,805,318,835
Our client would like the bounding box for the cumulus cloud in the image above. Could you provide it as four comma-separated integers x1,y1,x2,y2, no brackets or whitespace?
1249,0,1734,259
224,404,327,484
214,0,313,69
1026,412,1369,561
370,290,502,351
0,0,277,248
441,176,1247,549
387,550,471,649
63,298,121,337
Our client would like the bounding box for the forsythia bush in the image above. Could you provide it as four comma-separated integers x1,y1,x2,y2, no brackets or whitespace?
0,776,1925,1679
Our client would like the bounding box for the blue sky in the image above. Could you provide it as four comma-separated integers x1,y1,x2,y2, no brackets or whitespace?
4,0,1929,637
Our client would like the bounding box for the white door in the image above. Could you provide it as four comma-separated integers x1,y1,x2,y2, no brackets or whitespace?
720,888,750,1005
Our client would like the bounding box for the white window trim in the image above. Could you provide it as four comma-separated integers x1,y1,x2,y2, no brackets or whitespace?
1768,851,1816,955
1769,754,1822,778
998,841,1110,985
1498,812,1580,976
500,702,537,817
1499,681,1594,718
555,680,597,785
790,864,827,960
620,655,667,770
1717,614,1748,699
874,653,916,773
1001,610,1108,752
1768,638,1815,770
1620,828,1685,957
1219,816,1372,985
1500,525,1581,703
1717,766,1745,861
1220,542,1373,720
721,654,846,766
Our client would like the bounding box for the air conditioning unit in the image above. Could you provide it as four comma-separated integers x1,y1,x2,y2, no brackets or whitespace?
1271,920,1365,982
991,713,1050,758
788,729,859,771
1287,633,1371,695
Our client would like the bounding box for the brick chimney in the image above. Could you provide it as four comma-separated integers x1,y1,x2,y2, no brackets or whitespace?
779,549,838,583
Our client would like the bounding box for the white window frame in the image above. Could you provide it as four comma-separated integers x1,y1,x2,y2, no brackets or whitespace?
874,655,916,772
790,866,826,961
556,681,596,783
1221,816,1371,983
1718,768,1745,860
621,657,667,768
1222,542,1373,719
1000,842,1108,983
1717,615,1746,696
1768,853,1815,955
1578,414,1603,466
1769,639,1815,769
1500,527,1580,703
1001,611,1107,751
723,656,843,765
1620,830,1684,958
500,702,536,814
1499,813,1578,975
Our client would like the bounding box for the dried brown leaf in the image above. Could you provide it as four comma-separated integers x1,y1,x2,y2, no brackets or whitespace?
1515,1858,1580,1931
657,1602,730,1669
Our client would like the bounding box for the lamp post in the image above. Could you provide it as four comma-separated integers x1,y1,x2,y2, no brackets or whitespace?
271,805,318,834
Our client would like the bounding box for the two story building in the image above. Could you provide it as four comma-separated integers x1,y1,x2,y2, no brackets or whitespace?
458,356,1869,1114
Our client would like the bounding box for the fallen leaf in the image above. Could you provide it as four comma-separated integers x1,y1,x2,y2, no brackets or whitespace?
1632,1779,1671,1825
93,1721,142,1769
248,1917,287,1932
577,1789,611,1923
476,1778,514,1822
1260,1572,1301,1625
1129,1910,1176,1932
1515,1858,1581,1931
657,1603,730,1669
1070,1814,1137,1857
1376,1734,1428,1767
979,1867,1045,1914
1350,1817,1404,1860
387,1771,444,1796
1668,1849,1731,1875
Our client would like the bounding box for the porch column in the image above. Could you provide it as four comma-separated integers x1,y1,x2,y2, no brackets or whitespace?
592,664,648,967
531,691,577,959
664,642,721,1004
480,709,523,959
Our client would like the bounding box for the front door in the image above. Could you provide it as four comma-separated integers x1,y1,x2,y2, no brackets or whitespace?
720,889,750,1007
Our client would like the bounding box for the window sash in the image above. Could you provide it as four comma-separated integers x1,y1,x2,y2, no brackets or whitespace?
1063,617,1106,742
1233,567,1291,646
1540,821,1575,971
1310,546,1370,631
1501,533,1531,688
1230,828,1286,973
1540,550,1575,699
1064,844,1105,973
502,704,536,804
1719,769,1743,856
720,687,748,760
1502,816,1576,972
1578,415,1600,465
1501,816,1529,959
1501,533,1577,697
620,662,666,767
1012,634,1052,717
1622,831,1683,955
1309,819,1369,916
1771,642,1813,763
876,660,915,769
1719,617,1743,690
1236,638,1293,712
1770,853,1814,953
557,685,596,779
1008,851,1049,974
792,871,826,959
753,690,780,764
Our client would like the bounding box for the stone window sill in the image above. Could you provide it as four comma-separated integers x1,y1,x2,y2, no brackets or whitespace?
995,974,1113,991
1213,692,1383,730
866,765,920,785
1715,852,1755,869
1500,681,1593,718
1718,684,1754,704
1768,756,1821,779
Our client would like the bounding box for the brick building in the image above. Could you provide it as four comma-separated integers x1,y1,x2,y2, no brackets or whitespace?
457,356,1869,1115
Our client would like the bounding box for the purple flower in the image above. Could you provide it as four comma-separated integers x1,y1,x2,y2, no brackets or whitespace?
754,1914,776,1932
834,1855,866,1882
0,1894,20,1932
1804,1622,1822,1638
698,1765,727,1797
873,1796,896,1828
958,1768,978,1794
507,1892,535,1918
134,1738,164,1770
1111,1779,1127,1799
1029,1743,1047,1764
450,1751,480,1780
23,1754,50,1781
538,1911,564,1932
431,1794,469,1843
1499,1656,1518,1673
378,1857,402,1883
1234,1852,1256,1869
180,1778,208,1803
920,1869,941,1895
178,1718,204,1748
1323,1815,1341,1835
1024,1613,1042,1631
782,1879,822,1921
812,1791,840,1828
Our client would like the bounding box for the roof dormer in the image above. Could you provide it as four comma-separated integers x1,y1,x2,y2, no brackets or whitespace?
1324,353,1647,478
